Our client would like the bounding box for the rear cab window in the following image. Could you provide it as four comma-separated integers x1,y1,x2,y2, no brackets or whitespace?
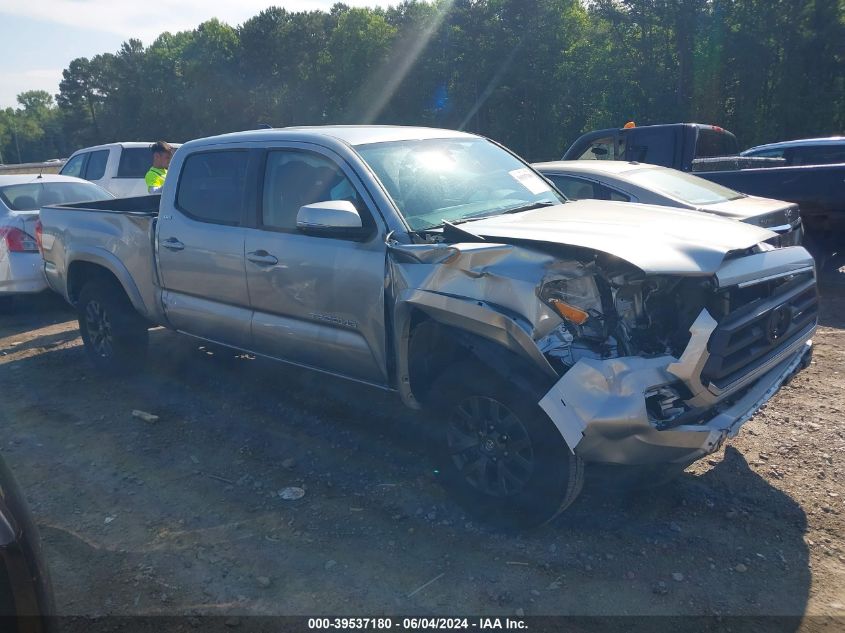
695,129,739,158
176,150,250,225
625,128,677,166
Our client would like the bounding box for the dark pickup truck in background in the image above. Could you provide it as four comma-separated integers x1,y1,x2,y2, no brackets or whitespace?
562,123,845,268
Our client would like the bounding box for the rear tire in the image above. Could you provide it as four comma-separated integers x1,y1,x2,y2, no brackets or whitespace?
430,361,584,529
77,281,148,374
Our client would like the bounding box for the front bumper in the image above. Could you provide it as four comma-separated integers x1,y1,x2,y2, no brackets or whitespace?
539,338,813,467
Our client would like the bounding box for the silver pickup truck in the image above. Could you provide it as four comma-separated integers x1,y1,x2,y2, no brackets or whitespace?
39,126,818,527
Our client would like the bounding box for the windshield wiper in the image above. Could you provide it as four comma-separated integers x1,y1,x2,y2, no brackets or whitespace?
447,200,557,226
500,200,557,214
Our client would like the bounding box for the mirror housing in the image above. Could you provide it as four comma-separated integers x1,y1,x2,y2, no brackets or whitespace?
296,200,368,238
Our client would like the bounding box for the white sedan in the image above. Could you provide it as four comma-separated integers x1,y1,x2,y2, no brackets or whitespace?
0,174,113,310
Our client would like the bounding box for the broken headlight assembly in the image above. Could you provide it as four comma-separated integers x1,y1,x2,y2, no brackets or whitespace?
539,276,606,339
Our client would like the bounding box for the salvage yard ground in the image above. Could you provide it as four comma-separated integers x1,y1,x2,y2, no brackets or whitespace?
1,290,844,626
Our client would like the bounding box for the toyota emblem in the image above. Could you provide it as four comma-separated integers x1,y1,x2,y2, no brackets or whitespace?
767,305,792,342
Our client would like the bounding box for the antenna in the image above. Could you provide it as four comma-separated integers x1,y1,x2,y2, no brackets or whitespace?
38,167,44,179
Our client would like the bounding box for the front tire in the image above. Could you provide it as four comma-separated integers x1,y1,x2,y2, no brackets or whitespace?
430,361,584,529
77,281,148,374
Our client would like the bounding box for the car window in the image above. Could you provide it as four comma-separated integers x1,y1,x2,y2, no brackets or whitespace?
547,175,631,202
744,148,785,159
60,153,87,178
577,137,616,160
262,150,370,232
788,145,845,166
84,150,109,181
117,148,155,178
603,186,631,202
0,182,113,210
625,166,743,205
547,175,598,200
176,151,250,225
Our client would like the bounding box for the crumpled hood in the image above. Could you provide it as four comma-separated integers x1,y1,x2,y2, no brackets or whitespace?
458,199,777,274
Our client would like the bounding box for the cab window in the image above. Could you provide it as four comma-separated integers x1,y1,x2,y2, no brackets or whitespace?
84,150,109,181
577,137,616,160
261,150,371,233
61,153,87,178
695,130,738,158
117,148,154,178
176,151,250,225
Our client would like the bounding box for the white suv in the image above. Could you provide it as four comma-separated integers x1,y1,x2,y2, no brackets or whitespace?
60,142,180,198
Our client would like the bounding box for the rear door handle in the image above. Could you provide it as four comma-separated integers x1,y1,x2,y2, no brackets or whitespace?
247,250,279,266
162,237,184,251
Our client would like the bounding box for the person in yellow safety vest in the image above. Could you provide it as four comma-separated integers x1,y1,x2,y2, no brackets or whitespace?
145,141,174,193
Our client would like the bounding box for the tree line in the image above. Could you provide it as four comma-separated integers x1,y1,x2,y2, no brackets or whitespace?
1,0,843,165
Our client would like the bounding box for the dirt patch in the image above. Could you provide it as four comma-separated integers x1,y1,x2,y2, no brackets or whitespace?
1,291,844,623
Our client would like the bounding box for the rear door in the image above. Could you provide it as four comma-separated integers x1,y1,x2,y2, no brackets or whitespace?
243,144,388,385
157,148,256,349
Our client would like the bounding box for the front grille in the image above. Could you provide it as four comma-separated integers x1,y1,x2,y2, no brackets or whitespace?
701,273,818,390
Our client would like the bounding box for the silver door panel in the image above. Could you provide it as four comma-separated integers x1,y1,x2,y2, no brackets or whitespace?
162,290,252,349
252,311,381,381
157,211,250,347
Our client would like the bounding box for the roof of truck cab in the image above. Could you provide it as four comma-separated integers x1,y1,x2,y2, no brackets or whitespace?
183,126,478,149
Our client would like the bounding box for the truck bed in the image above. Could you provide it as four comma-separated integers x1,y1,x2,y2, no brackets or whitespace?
40,195,163,321
50,194,161,216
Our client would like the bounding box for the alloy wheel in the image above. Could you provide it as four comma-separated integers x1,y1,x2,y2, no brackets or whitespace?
447,396,535,497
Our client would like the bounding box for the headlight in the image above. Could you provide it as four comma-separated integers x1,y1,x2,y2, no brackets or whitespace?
539,276,604,331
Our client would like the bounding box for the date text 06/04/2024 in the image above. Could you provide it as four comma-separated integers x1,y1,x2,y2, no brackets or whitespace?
307,617,528,630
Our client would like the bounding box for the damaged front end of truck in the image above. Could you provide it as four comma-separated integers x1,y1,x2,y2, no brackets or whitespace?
389,207,818,470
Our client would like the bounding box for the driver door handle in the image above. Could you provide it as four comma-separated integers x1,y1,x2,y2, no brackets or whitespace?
247,250,279,266
162,237,184,251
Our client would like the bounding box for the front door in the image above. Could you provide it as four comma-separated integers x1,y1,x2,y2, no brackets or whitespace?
157,148,254,348
243,146,388,385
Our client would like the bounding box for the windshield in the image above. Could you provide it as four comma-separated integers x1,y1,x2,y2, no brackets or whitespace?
355,138,565,230
0,181,113,211
624,167,744,206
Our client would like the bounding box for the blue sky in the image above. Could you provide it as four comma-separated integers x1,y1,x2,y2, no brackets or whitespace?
0,0,389,109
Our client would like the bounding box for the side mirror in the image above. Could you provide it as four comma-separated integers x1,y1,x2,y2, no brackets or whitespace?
296,200,367,238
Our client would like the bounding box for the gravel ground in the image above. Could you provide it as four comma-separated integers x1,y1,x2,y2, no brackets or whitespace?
0,289,843,628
